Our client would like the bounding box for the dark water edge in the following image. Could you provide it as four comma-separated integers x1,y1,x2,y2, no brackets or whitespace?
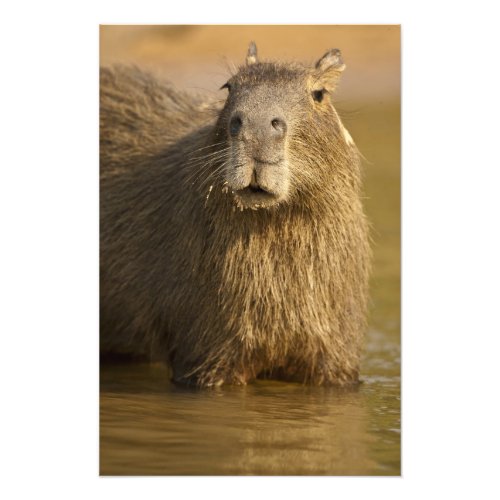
100,100,401,476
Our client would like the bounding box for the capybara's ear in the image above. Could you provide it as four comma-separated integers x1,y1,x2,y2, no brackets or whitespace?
312,48,346,92
246,41,258,65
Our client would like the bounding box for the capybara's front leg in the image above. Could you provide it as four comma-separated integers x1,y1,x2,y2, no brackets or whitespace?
170,350,254,388
278,352,360,387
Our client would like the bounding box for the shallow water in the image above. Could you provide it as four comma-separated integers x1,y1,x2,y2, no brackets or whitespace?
100,101,401,476
100,328,399,475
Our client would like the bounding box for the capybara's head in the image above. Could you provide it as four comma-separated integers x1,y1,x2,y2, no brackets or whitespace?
214,42,348,210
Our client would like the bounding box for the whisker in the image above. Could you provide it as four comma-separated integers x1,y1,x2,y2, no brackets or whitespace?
188,141,228,155
184,153,232,187
188,147,231,163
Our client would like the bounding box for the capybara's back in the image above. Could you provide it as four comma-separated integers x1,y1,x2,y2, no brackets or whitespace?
100,44,371,387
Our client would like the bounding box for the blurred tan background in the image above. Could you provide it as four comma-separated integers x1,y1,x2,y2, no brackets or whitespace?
100,24,400,340
100,25,399,101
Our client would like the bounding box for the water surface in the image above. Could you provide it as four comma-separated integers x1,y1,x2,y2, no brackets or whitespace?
100,328,399,475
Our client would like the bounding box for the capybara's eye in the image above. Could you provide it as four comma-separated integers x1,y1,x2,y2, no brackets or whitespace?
312,89,325,103
221,82,232,91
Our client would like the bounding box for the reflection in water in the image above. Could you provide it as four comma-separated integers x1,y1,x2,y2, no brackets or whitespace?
100,325,400,475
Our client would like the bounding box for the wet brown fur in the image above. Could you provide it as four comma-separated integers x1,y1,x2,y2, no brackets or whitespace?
100,48,371,387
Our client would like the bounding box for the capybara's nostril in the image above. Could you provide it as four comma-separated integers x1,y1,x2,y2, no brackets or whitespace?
229,115,243,137
271,118,287,137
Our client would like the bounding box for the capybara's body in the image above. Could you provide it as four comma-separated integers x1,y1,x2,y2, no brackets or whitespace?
100,45,371,387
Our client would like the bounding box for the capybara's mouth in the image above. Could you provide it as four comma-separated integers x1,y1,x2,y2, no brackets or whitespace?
248,185,267,194
234,185,280,209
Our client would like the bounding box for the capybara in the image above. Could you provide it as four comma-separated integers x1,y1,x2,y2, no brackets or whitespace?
100,43,371,387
